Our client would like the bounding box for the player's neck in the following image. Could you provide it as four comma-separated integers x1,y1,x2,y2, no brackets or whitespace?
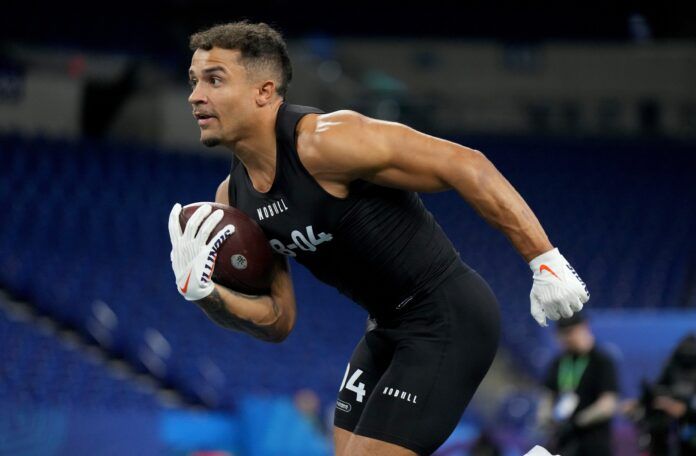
233,132,277,172
229,102,282,192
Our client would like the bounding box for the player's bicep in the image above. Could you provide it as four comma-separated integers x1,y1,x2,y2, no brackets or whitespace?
271,256,294,301
269,255,297,334
312,112,481,192
368,122,488,193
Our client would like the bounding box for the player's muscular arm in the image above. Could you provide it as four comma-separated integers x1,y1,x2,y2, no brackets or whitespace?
196,256,296,343
192,178,297,343
298,111,552,261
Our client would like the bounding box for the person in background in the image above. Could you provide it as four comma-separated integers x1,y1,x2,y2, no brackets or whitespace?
624,333,696,455
470,430,502,456
293,388,325,434
536,313,618,456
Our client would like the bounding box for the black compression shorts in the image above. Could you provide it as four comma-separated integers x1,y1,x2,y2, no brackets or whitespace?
333,266,501,455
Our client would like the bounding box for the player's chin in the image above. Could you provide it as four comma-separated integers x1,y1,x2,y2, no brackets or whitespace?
200,132,221,148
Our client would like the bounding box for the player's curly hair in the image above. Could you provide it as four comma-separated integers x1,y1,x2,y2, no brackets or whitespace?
189,21,292,97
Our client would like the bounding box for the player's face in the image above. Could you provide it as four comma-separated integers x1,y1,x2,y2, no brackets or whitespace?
188,48,257,147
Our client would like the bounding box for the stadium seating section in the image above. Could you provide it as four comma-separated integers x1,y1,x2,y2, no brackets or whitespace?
1,133,694,412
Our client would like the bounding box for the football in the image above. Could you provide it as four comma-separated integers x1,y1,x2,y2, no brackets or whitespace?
179,202,274,295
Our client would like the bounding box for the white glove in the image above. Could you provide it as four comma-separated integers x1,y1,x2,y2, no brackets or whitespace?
529,248,589,326
168,203,235,301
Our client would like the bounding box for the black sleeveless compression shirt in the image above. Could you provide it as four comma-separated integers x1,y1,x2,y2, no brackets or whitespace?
228,103,467,318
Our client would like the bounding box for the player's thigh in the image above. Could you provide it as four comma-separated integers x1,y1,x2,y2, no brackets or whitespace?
333,329,393,434
354,269,500,454
424,269,500,431
351,338,455,454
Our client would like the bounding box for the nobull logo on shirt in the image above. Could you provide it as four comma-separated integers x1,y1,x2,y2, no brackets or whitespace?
382,386,418,404
257,198,289,221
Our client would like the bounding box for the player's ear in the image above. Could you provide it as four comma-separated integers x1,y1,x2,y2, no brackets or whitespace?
255,80,276,106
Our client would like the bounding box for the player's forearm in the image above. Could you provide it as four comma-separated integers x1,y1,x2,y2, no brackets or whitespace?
446,150,553,261
195,285,290,343
575,393,618,427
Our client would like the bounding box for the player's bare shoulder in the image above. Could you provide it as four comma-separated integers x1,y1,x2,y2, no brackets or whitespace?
296,110,386,185
297,110,371,153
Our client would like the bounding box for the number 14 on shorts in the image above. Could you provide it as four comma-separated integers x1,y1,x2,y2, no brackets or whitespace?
339,363,367,403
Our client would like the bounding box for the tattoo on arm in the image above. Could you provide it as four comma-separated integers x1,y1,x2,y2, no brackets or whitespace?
195,288,284,342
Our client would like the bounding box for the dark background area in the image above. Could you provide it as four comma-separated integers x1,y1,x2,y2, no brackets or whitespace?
3,1,695,55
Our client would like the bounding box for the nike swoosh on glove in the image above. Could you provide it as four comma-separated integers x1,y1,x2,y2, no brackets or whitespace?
168,203,235,301
529,248,589,326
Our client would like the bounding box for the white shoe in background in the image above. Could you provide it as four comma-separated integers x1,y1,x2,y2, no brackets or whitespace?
523,445,559,456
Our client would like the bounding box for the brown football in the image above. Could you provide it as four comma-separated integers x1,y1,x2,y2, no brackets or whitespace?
179,202,273,295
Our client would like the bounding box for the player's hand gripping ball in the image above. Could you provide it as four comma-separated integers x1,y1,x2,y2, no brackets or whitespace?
168,203,273,300
528,248,589,326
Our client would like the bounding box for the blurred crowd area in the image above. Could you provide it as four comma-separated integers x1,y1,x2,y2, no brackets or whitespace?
1,2,695,455
2,2,696,145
